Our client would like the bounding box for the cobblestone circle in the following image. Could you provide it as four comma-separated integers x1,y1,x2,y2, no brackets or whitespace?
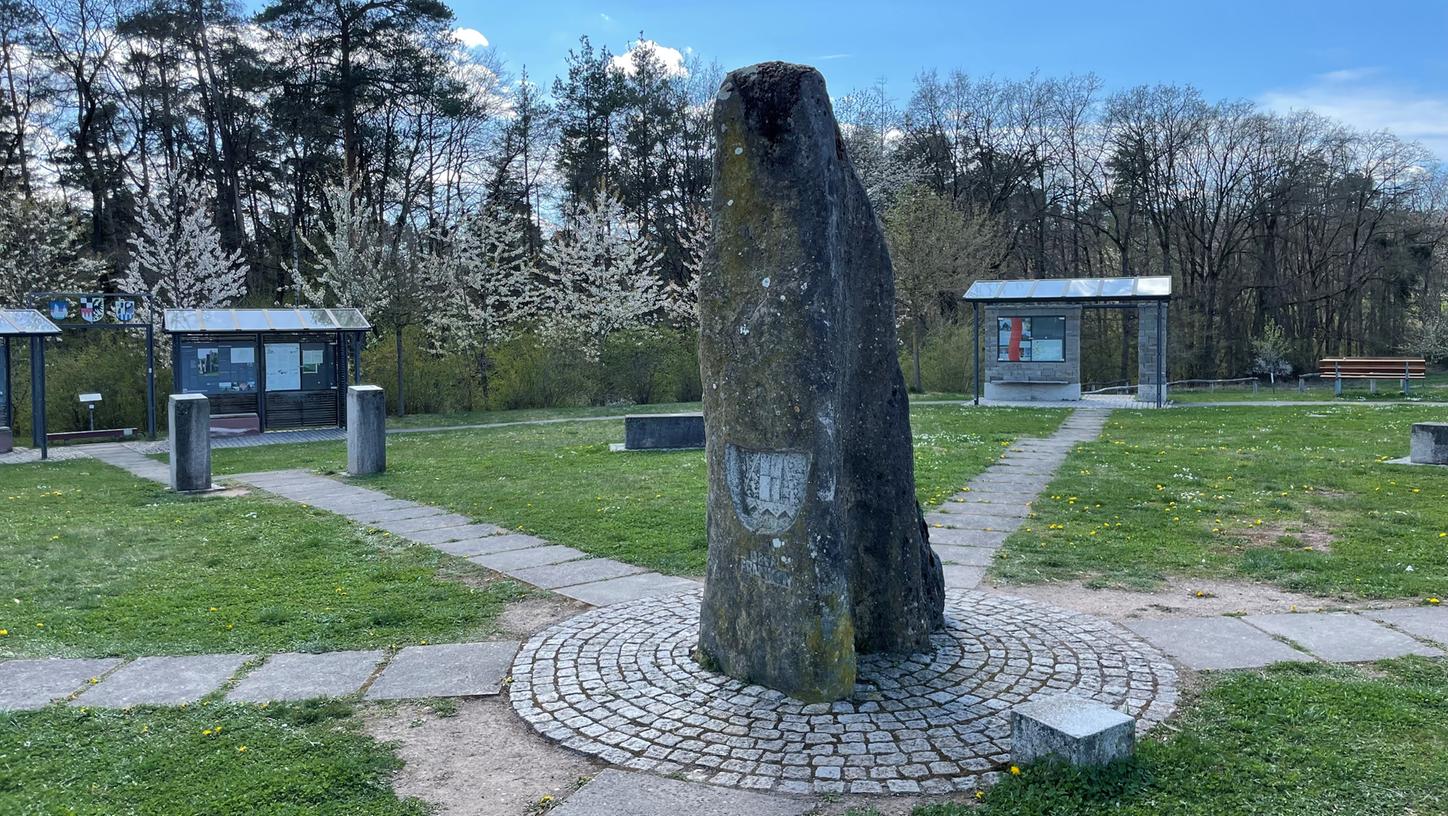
510,589,1178,796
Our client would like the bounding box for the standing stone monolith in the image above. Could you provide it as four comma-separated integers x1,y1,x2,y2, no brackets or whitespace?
697,62,945,703
347,385,386,476
168,393,211,492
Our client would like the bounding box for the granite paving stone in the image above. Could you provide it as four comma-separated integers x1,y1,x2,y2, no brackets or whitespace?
1126,617,1312,670
554,573,700,606
342,505,443,525
508,558,647,589
1365,607,1448,646
0,658,123,710
1243,612,1444,662
925,528,1009,548
227,650,384,702
550,769,813,816
941,565,984,588
471,545,591,572
366,642,519,700
75,654,252,707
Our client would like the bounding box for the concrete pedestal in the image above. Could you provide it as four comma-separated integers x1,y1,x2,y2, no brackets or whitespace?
1410,422,1448,465
624,414,705,450
168,394,211,492
0,426,12,454
1011,694,1135,767
347,385,386,476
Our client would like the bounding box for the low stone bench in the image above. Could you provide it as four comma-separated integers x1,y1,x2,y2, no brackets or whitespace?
1411,423,1448,465
623,413,705,451
1011,694,1135,767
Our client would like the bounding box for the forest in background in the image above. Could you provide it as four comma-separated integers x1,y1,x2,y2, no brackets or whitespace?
4,0,1448,428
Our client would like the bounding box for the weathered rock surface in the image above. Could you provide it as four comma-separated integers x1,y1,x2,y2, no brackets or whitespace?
696,62,945,703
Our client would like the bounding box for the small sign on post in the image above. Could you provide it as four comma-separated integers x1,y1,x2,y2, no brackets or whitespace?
78,392,101,431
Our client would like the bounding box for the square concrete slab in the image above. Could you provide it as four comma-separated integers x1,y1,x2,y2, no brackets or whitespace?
471,545,589,572
75,654,252,707
374,513,475,535
1243,612,1444,663
342,505,444,525
0,658,123,710
554,573,699,606
432,533,545,557
941,564,984,589
927,527,1009,548
407,524,505,545
1126,617,1311,670
228,650,384,702
508,558,646,589
1011,694,1134,767
365,642,518,700
550,769,813,816
933,544,995,566
1365,607,1448,646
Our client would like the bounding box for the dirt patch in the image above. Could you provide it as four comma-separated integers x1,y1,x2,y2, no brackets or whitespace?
365,697,599,816
498,595,590,638
989,578,1409,620
1238,520,1336,553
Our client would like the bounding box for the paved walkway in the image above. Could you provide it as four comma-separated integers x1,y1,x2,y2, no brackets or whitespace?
234,470,698,606
0,640,519,711
925,408,1112,589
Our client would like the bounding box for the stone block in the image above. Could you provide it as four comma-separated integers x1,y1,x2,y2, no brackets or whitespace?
365,641,518,700
347,385,386,475
625,413,705,450
0,426,12,454
75,654,250,707
1011,695,1134,768
227,650,383,702
168,393,211,492
1410,423,1448,465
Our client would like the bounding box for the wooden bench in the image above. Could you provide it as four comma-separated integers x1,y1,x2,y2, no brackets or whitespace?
47,427,137,444
1319,357,1426,395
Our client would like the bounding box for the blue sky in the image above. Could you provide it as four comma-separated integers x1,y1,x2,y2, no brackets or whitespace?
448,0,1448,155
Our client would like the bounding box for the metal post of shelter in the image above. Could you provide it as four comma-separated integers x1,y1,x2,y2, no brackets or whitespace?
972,302,980,406
29,335,46,460
145,320,157,439
3,336,11,429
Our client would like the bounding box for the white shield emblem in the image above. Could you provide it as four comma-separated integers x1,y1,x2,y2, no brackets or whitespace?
79,296,103,323
725,444,810,534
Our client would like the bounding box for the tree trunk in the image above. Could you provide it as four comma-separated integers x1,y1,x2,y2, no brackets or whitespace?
394,328,406,416
911,318,924,393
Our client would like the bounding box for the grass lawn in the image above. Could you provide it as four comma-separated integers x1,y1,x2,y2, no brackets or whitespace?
203,405,1068,576
0,699,428,815
0,461,521,659
384,400,703,429
995,404,1448,599
1169,371,1448,403
922,657,1448,816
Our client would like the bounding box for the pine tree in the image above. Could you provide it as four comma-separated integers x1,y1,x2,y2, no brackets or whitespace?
541,189,665,361
122,170,246,308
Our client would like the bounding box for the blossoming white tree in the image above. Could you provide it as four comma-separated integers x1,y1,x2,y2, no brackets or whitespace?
122,171,247,308
291,179,388,317
422,207,538,396
664,204,708,326
541,189,667,361
0,192,105,305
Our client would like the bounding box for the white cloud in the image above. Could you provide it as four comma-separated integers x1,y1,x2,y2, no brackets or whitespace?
451,27,490,49
610,39,687,77
1260,68,1448,160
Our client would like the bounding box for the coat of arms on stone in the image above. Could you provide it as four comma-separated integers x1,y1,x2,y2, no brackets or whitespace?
724,444,809,534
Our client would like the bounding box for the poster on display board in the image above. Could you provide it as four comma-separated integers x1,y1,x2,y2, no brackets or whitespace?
265,343,301,391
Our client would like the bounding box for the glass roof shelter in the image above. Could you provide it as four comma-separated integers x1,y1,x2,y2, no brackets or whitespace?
163,309,371,434
963,277,1172,406
0,309,63,458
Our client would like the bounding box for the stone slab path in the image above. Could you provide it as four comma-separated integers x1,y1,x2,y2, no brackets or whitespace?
83,443,171,484
550,770,814,816
234,469,698,607
926,408,1111,590
0,641,519,712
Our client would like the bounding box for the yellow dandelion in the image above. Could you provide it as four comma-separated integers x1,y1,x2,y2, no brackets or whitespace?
1009,765,1022,775
1429,598,1441,606
237,745,248,753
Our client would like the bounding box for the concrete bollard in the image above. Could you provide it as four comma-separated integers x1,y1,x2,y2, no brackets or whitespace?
347,385,386,476
1011,694,1135,768
1410,423,1448,465
168,394,211,492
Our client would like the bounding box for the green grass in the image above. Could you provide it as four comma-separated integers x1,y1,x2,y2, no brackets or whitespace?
384,400,704,429
932,657,1448,816
995,405,1448,598
0,461,521,659
0,699,428,815
205,406,1068,576
1169,371,1448,403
